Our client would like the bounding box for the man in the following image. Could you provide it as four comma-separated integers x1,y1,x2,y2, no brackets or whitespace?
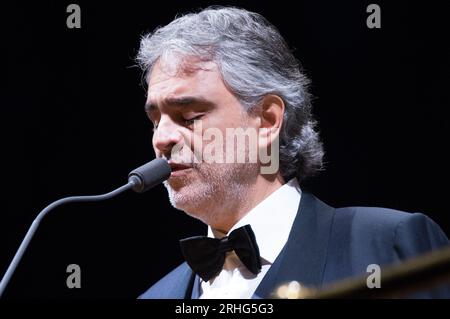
136,6,450,298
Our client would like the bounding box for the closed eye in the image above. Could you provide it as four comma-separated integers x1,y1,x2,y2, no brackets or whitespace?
151,114,205,132
183,114,204,127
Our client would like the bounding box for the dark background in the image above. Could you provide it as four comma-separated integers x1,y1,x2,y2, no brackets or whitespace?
1,1,449,298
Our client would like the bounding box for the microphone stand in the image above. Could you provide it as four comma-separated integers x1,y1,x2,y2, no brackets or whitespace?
0,158,171,298
0,182,136,297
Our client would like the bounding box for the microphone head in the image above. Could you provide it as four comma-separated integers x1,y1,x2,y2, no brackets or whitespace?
128,158,171,193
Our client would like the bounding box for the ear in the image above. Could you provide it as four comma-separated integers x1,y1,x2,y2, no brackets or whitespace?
257,95,285,149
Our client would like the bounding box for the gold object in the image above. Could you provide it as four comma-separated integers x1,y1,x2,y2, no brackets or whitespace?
274,245,450,299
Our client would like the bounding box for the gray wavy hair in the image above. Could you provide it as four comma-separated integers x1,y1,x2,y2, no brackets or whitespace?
137,6,324,182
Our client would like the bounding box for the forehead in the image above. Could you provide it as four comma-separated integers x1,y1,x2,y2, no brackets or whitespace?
146,59,224,102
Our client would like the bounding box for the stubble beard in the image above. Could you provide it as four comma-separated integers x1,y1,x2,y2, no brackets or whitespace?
163,161,259,226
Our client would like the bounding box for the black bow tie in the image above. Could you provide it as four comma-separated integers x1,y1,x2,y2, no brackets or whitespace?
179,224,262,282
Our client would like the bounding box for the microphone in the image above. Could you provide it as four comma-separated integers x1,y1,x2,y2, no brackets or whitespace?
0,158,171,298
128,158,171,193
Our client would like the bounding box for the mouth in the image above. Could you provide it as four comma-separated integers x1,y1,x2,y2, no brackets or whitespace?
168,161,193,177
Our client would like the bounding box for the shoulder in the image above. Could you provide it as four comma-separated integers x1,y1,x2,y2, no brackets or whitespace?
336,205,411,227
332,205,449,256
335,204,445,233
328,204,450,298
138,263,194,299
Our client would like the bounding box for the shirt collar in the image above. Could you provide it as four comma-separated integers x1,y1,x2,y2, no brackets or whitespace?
207,178,301,264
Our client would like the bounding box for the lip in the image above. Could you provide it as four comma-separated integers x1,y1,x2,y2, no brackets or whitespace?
168,161,193,177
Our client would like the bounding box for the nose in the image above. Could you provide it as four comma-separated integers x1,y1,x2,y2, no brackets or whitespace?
153,116,184,158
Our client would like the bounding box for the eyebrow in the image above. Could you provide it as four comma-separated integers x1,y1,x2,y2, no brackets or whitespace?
144,96,212,113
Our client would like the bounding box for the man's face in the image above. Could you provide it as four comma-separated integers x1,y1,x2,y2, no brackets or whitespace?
145,59,259,224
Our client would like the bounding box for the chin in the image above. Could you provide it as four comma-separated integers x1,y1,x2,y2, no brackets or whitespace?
165,181,200,209
164,181,215,223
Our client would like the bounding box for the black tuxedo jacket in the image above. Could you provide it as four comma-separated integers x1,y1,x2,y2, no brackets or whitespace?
140,193,450,298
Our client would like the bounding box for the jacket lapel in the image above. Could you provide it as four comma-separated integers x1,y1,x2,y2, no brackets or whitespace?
253,192,335,298
190,275,201,299
138,262,196,299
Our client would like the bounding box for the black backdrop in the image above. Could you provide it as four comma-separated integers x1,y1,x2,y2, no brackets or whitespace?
1,1,449,298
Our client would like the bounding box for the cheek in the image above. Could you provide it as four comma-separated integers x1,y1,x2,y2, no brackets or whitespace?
210,109,244,130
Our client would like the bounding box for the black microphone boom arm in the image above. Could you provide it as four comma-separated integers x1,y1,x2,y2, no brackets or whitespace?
0,158,171,298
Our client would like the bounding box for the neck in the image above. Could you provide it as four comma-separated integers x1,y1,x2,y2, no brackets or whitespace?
208,173,285,233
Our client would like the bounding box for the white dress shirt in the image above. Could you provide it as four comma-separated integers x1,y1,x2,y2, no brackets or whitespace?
199,178,301,299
